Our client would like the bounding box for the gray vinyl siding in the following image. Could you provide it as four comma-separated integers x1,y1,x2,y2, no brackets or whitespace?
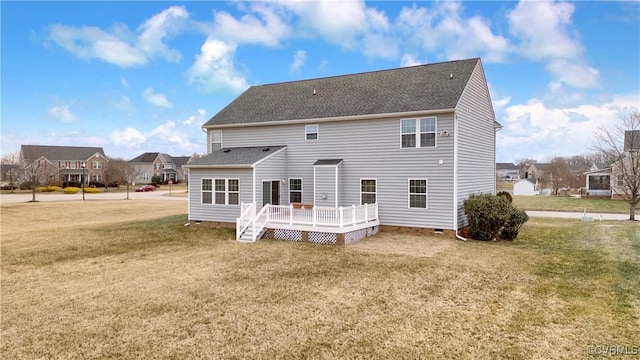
188,168,252,223
455,60,496,227
214,113,456,229
254,150,287,206
314,165,339,207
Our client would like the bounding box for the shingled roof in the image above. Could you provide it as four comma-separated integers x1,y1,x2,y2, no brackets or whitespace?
129,152,160,163
21,145,105,162
185,146,286,167
203,58,480,127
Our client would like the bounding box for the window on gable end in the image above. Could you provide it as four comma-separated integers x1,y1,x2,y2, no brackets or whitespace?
305,125,318,140
211,131,222,152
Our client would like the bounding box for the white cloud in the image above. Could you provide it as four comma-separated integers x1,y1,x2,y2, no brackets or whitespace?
289,50,306,73
508,0,582,60
48,104,77,123
48,24,147,67
400,54,423,67
120,77,129,88
109,127,147,148
137,6,188,62
546,59,599,89
142,87,173,108
211,3,289,47
110,95,135,116
187,37,249,93
396,2,509,63
109,120,202,155
497,94,640,161
47,6,187,67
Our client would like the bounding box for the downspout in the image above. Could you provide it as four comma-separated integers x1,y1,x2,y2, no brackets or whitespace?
453,112,467,241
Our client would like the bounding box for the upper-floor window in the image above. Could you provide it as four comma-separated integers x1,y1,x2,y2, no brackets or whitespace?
305,124,318,140
93,161,102,169
155,164,161,170
401,117,437,148
289,179,302,203
163,164,173,169
211,130,222,152
360,179,377,205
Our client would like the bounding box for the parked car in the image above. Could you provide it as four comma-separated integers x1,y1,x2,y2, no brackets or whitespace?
135,184,156,192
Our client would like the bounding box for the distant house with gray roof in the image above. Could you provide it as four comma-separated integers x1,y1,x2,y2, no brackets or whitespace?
129,152,192,184
19,145,107,185
496,162,519,181
185,58,498,242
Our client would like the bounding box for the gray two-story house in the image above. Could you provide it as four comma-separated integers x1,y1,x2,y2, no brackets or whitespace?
185,58,498,243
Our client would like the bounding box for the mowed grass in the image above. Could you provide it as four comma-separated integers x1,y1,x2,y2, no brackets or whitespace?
513,195,630,214
1,201,639,359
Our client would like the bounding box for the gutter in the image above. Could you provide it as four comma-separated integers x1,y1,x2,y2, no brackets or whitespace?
453,112,467,241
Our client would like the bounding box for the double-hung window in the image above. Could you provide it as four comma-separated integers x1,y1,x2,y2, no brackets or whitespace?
289,179,302,203
202,179,213,204
211,131,222,152
408,179,427,208
305,124,318,140
209,179,239,205
360,179,377,205
401,117,437,148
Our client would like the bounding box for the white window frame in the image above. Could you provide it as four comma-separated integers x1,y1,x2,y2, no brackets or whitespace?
143,173,149,181
408,178,428,209
305,124,319,141
400,117,437,148
212,178,240,205
211,130,222,152
289,178,303,203
202,178,213,204
360,179,377,205
92,161,102,169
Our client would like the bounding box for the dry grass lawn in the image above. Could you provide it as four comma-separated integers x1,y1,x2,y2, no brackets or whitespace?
1,200,638,359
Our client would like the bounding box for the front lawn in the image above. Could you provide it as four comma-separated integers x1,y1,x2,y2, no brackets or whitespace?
1,201,638,359
513,195,630,214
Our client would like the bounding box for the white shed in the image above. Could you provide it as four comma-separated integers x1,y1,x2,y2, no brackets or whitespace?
514,179,537,196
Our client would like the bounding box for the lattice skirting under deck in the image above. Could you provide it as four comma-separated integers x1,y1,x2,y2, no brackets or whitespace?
266,226,379,245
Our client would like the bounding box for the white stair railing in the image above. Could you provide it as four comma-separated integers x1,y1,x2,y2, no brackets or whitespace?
236,202,256,240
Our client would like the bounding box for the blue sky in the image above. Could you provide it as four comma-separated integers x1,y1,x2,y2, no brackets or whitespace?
1,1,639,163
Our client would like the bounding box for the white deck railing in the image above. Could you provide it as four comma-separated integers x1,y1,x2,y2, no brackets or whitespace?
268,203,378,228
237,202,378,241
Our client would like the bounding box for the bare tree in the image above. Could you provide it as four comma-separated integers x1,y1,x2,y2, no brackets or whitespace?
593,111,640,220
1,151,21,193
105,158,141,200
22,159,57,202
547,157,572,195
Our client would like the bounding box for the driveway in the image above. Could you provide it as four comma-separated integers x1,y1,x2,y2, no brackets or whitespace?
0,190,187,204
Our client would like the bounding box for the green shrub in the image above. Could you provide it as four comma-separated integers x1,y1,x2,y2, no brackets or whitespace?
463,193,528,241
63,187,79,194
151,175,161,184
497,191,513,203
500,207,529,241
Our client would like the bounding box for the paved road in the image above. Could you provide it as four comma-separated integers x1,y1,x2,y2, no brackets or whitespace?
526,210,631,221
0,190,187,204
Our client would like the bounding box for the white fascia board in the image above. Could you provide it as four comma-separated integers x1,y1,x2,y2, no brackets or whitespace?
203,108,456,130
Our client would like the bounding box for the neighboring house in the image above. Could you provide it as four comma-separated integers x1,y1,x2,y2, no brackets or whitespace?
585,165,612,197
129,152,191,184
496,163,520,181
513,178,538,196
526,163,551,180
610,130,640,199
185,58,498,243
19,145,107,185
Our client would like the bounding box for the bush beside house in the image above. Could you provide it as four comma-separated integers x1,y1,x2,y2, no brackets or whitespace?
463,193,528,241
